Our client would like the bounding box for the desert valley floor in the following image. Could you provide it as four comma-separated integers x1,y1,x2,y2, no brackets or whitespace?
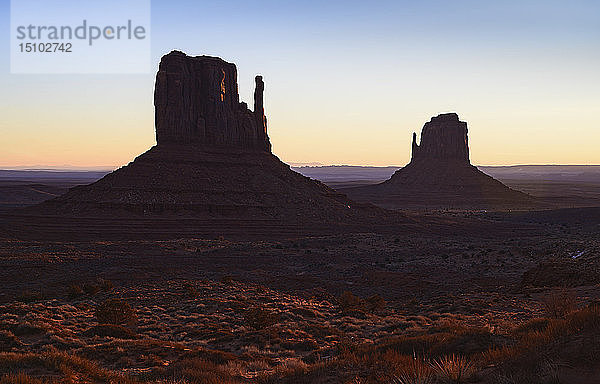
1,203,600,383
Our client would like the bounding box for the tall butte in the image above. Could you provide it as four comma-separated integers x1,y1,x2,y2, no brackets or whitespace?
343,113,534,210
29,51,384,231
154,51,271,151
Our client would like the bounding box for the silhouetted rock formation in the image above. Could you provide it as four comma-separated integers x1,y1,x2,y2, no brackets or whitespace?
343,113,535,210
155,51,270,152
411,113,469,163
29,51,385,229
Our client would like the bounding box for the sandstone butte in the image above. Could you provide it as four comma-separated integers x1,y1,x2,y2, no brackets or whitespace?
28,51,386,227
343,113,536,210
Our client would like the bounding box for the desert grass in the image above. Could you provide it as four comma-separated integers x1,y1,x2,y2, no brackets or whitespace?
431,354,475,383
0,350,139,383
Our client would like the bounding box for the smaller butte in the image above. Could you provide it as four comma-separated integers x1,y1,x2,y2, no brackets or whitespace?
342,113,536,210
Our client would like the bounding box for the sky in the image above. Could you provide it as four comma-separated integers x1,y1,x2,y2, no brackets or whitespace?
0,0,599,168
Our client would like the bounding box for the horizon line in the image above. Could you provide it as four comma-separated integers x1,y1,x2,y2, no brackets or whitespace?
3,163,600,172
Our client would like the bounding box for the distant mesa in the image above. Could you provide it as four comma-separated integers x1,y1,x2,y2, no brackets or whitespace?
343,113,536,210
26,51,384,229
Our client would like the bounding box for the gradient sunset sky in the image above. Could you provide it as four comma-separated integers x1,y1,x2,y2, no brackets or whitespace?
0,0,599,168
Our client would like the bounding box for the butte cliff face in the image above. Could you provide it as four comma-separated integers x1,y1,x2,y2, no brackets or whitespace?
154,51,270,152
27,51,385,234
344,113,535,210
411,113,469,163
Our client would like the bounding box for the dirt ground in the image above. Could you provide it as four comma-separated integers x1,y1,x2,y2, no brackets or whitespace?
1,206,600,383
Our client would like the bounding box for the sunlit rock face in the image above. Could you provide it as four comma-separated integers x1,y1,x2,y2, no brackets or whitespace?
154,51,271,152
411,113,469,163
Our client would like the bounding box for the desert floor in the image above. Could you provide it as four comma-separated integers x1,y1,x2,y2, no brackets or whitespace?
1,206,600,383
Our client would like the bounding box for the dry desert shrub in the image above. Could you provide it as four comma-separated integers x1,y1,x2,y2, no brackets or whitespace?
67,284,84,298
377,324,496,358
570,301,600,330
257,359,327,384
0,331,20,351
365,294,387,313
338,291,386,314
220,276,236,285
68,278,113,298
431,354,476,383
339,291,364,313
345,377,367,384
97,278,114,291
482,304,600,382
0,373,44,384
280,338,318,352
542,289,578,318
394,356,434,384
512,318,550,336
0,350,137,383
272,358,309,375
521,260,599,288
303,322,344,340
184,283,200,298
95,298,137,326
244,307,280,329
0,322,46,337
488,359,560,384
82,282,101,295
161,357,242,384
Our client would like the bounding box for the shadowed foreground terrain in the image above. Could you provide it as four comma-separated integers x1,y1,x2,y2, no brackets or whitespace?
2,208,600,383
